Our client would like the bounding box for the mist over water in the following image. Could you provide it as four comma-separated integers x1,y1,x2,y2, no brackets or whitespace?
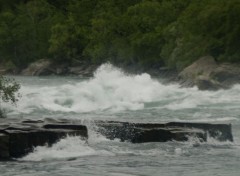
2,64,240,176
5,64,178,114
3,63,240,122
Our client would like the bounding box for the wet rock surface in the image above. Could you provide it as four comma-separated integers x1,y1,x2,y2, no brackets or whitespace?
0,118,88,160
179,56,240,90
21,59,53,76
20,59,98,77
0,118,233,160
95,121,233,143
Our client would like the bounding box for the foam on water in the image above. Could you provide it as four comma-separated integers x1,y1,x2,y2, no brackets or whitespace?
3,63,240,121
2,64,179,114
163,84,240,110
20,136,180,161
2,64,240,176
21,133,237,162
21,135,114,161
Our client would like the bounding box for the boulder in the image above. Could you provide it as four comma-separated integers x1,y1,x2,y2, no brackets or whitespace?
68,64,98,77
210,63,240,86
195,75,224,91
179,56,240,90
21,59,54,76
20,59,98,77
179,56,218,87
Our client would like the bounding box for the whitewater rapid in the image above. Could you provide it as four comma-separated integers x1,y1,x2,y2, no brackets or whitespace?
20,130,236,162
1,64,240,176
3,63,240,122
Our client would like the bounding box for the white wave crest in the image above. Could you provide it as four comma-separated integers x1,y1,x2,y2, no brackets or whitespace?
4,64,179,113
21,135,113,161
3,64,240,118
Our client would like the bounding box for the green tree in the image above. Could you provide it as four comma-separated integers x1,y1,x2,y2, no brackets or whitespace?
0,0,240,70
85,0,191,68
0,0,62,68
0,76,20,118
49,0,98,63
162,0,240,69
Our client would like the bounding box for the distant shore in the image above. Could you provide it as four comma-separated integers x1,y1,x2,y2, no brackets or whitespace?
1,55,240,91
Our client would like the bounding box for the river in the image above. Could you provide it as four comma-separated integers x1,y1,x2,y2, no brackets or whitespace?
1,64,240,176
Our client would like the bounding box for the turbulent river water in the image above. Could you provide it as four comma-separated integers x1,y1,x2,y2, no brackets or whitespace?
1,64,240,176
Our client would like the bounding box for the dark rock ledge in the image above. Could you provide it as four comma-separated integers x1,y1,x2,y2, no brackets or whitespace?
95,121,233,143
0,118,88,160
0,118,233,160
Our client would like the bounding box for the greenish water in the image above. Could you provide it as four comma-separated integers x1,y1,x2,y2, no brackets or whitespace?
1,64,240,176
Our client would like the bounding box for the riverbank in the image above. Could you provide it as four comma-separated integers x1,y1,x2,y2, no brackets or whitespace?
1,56,240,90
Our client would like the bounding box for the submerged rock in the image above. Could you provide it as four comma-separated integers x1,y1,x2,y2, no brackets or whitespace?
0,119,233,160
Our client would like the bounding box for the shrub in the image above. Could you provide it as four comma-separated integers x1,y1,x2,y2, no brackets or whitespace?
0,76,20,118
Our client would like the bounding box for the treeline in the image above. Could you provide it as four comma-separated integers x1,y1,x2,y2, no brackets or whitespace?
0,0,239,70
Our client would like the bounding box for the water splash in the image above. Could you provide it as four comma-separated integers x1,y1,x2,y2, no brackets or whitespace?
3,64,179,114
2,63,240,122
21,135,114,161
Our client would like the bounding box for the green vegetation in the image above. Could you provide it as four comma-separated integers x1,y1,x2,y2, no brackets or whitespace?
0,76,20,118
0,0,239,70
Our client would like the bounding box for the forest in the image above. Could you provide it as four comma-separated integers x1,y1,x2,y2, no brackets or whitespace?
0,0,240,71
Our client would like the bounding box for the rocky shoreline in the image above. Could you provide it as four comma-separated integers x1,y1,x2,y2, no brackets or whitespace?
1,56,240,90
178,56,240,90
0,118,233,160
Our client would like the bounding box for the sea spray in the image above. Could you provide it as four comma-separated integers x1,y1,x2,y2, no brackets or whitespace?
3,64,179,114
2,63,240,123
21,135,114,161
1,64,240,176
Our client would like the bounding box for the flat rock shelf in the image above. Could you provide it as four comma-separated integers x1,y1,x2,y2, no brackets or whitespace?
0,118,233,160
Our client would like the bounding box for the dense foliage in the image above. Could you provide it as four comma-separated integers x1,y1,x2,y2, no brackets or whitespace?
0,76,20,118
0,0,239,70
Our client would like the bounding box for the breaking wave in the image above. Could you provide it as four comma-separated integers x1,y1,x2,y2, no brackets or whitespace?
2,63,240,121
20,132,237,162
21,135,113,161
